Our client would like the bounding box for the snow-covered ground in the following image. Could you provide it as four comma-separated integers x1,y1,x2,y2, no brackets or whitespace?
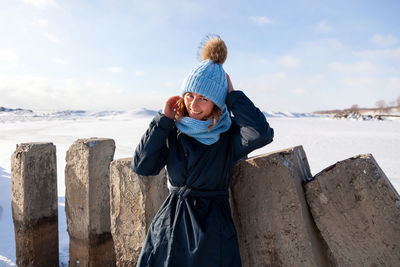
0,109,399,266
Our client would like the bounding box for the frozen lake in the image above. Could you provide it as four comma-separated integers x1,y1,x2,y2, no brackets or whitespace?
0,112,399,265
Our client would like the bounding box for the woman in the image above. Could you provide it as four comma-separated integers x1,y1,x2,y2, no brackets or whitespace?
132,35,274,266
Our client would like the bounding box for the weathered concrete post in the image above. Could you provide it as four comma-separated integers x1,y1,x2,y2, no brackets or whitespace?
65,137,116,266
11,142,59,266
230,146,332,266
109,158,169,266
305,154,400,266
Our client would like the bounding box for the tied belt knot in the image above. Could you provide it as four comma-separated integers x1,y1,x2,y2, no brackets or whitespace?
169,185,229,199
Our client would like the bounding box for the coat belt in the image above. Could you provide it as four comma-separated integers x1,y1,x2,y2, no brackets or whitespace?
169,185,229,199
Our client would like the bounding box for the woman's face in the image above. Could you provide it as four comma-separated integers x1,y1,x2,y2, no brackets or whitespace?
184,92,215,120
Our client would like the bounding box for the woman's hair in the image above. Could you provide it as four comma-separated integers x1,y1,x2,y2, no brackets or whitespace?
175,93,222,131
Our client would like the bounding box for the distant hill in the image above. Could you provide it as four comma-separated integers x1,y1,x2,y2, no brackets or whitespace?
0,106,33,112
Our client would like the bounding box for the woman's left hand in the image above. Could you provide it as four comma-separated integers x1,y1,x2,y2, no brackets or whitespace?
226,73,234,93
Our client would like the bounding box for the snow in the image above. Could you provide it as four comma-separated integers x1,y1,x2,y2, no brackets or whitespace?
263,111,325,118
0,107,159,122
0,110,399,266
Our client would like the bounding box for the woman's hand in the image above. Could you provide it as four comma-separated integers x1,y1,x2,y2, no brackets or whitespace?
226,73,234,93
163,96,181,119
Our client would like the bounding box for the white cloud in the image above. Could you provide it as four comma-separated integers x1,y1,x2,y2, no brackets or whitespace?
135,69,145,76
315,20,333,34
328,61,378,73
271,72,287,80
34,18,49,27
54,58,68,65
355,47,400,59
236,72,289,93
249,16,273,26
22,0,55,9
45,33,60,43
300,38,344,51
293,88,306,95
385,77,400,89
277,56,302,68
304,74,324,84
340,77,376,87
105,67,124,73
0,49,19,65
0,74,163,110
0,75,54,100
371,34,399,47
131,0,204,25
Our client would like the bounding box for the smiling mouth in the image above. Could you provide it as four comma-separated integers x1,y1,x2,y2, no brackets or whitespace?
190,109,202,115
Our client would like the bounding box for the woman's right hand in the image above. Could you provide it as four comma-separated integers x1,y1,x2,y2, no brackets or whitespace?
163,96,181,119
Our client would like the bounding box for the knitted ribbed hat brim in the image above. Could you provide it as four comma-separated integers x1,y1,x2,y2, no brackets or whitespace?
182,75,227,109
181,59,227,110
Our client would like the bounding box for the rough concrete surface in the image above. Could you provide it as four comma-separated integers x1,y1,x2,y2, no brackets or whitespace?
110,158,169,266
14,218,59,267
11,142,59,266
305,154,400,266
65,137,115,242
230,146,332,267
68,236,116,267
11,142,58,225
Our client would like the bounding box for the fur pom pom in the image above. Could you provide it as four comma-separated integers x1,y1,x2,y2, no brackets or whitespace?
199,35,227,64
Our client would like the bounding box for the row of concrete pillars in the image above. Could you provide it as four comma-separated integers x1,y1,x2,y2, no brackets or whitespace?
11,138,117,266
11,138,400,266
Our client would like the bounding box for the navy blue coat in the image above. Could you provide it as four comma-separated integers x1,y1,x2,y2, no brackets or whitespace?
132,90,274,267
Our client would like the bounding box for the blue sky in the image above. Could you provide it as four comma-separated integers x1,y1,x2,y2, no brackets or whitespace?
0,0,399,112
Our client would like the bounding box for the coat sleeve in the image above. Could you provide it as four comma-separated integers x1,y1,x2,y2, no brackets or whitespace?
131,112,176,176
226,90,274,162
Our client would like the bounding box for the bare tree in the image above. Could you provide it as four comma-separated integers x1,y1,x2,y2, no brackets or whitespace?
376,100,386,109
397,96,400,107
349,104,359,112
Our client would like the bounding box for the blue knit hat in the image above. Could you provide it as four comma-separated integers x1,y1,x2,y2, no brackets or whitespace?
181,36,228,110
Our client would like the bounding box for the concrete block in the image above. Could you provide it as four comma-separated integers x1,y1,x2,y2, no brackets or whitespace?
305,154,400,266
68,237,116,267
65,137,116,265
110,158,168,266
11,142,59,266
65,137,115,241
14,221,59,267
230,146,331,267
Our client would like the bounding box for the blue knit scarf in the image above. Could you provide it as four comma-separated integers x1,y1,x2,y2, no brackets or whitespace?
175,105,232,145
